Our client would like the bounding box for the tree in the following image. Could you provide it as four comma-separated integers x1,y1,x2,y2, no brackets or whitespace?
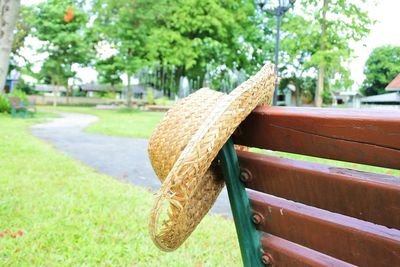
28,0,93,99
11,6,32,61
274,13,319,105
0,0,21,93
6,5,36,86
144,0,268,94
95,55,123,92
92,0,153,106
92,0,269,101
276,0,372,106
361,45,400,96
279,75,317,105
309,0,372,106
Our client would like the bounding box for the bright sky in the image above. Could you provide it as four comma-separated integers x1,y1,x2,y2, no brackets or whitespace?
349,0,400,89
20,0,400,88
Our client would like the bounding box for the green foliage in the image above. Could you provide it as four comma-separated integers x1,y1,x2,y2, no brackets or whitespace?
92,0,149,77
277,0,373,103
9,6,33,74
146,88,155,105
15,79,34,95
28,0,94,87
102,91,116,99
0,94,11,113
16,0,374,104
95,56,123,86
361,45,400,96
92,0,268,95
322,90,333,105
154,97,172,106
146,0,266,74
304,0,372,79
12,6,32,55
279,76,317,104
9,89,28,103
0,89,30,114
72,88,86,97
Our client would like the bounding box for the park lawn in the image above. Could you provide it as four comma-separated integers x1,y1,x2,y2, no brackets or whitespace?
0,114,241,266
41,106,164,139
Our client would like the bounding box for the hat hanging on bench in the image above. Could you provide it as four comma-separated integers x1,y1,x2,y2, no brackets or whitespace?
148,63,275,251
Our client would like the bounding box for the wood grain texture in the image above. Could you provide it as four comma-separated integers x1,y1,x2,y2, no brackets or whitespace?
238,151,400,229
260,234,355,267
233,106,400,169
249,190,400,267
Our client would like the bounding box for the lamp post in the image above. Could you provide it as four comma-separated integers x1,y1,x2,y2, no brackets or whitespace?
257,0,296,105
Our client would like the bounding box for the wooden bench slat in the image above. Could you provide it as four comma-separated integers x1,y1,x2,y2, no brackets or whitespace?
234,106,400,169
260,234,355,267
238,151,400,229
249,189,400,266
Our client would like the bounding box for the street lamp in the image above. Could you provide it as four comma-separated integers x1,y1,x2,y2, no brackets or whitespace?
257,0,296,105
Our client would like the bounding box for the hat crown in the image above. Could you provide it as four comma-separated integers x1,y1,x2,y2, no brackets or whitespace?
148,88,225,181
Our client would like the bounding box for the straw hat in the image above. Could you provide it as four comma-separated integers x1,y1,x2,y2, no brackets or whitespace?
148,63,275,251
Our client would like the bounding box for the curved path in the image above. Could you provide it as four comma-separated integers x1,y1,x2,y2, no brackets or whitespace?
31,112,232,217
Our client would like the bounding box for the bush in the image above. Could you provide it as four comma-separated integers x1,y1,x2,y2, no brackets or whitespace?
72,89,86,97
0,94,10,113
16,80,35,95
146,88,155,104
103,92,116,99
155,96,174,106
322,90,333,105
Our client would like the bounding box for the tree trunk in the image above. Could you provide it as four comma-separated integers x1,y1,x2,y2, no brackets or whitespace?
315,65,325,107
66,85,71,104
126,73,132,107
294,83,301,106
0,0,20,94
315,0,329,107
53,84,58,107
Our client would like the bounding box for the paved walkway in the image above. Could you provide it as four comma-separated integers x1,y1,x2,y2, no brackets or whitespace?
31,112,232,217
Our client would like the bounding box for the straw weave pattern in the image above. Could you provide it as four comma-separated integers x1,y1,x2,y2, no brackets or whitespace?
148,63,275,251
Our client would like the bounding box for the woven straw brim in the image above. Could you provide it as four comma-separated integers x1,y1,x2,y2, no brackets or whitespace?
148,63,275,251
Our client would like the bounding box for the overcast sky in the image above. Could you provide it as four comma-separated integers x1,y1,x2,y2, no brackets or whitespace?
21,0,400,88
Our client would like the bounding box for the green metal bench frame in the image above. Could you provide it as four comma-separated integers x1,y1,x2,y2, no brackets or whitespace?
9,96,35,118
218,139,264,267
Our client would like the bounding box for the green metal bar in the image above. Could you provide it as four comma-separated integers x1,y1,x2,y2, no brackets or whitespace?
218,139,264,267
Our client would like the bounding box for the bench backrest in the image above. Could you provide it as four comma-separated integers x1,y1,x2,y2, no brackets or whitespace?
226,106,400,266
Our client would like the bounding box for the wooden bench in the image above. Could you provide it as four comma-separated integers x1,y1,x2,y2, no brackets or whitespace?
218,106,400,266
9,96,36,118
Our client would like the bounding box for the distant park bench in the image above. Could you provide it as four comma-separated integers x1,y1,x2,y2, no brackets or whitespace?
219,106,400,266
146,105,171,112
9,96,36,118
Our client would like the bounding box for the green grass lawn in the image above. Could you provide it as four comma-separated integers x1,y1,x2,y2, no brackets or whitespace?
0,114,240,266
42,106,164,139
